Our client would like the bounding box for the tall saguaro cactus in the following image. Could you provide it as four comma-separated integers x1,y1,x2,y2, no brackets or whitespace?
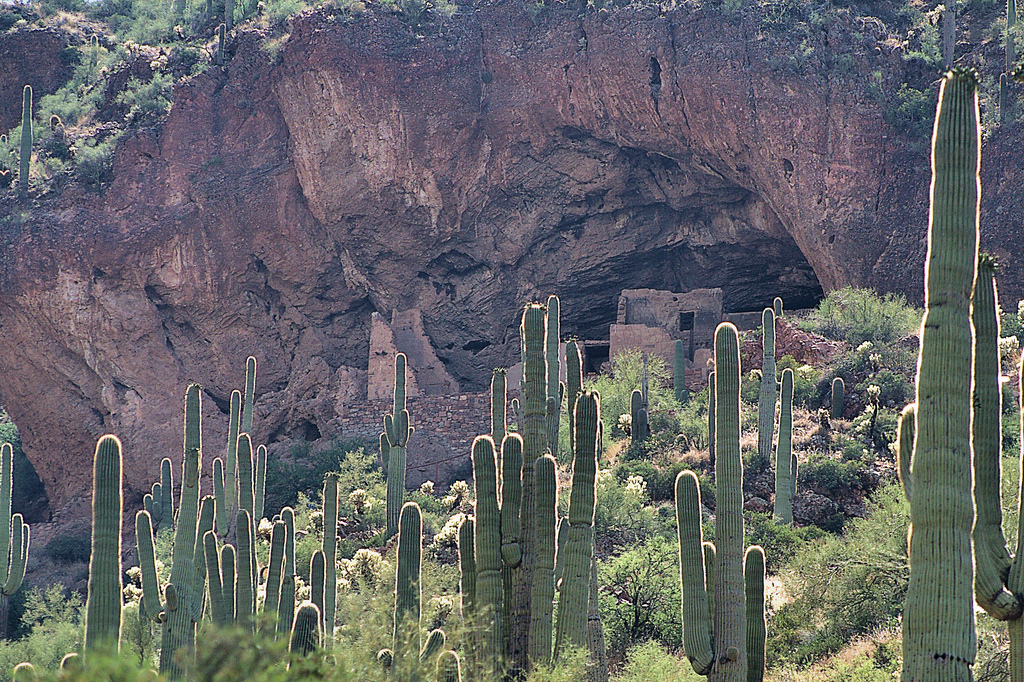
901,69,980,682
757,308,777,465
137,383,206,676
18,85,30,197
84,435,123,651
385,353,413,539
675,323,765,681
0,441,28,640
970,257,1024,679
321,473,339,645
545,295,562,459
773,369,796,525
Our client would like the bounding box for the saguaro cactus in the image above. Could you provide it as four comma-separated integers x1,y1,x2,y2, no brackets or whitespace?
0,443,28,640
901,69,980,682
18,85,30,197
545,294,562,459
84,435,123,651
289,602,321,658
554,392,600,658
386,353,413,539
321,473,339,645
773,369,796,525
830,377,844,420
675,323,766,681
757,308,777,465
472,437,505,671
491,369,507,448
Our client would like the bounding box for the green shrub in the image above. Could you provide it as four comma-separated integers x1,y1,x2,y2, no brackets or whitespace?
43,532,91,564
801,287,921,347
745,511,826,573
116,73,173,126
74,138,115,189
0,585,83,675
598,537,682,659
776,355,820,408
614,640,702,681
798,452,872,499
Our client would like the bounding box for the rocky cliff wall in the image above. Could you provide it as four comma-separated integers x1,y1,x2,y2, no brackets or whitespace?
1,2,1023,523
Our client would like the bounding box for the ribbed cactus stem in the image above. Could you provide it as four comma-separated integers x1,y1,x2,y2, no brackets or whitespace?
901,68,980,682
675,470,713,674
263,520,285,617
674,339,688,403
896,404,916,502
203,531,229,626
459,516,476,617
309,549,326,633
971,256,1019,621
18,85,30,197
160,457,173,531
528,454,557,666
386,353,412,539
322,473,339,644
289,602,321,657
213,458,226,535
84,436,123,651
236,509,255,629
395,502,423,672
500,434,523,567
708,371,716,467
237,434,254,525
437,650,463,682
193,496,215,590
491,369,507,448
277,507,296,635
773,369,795,525
254,445,267,522
830,378,844,420
242,356,256,434
554,391,599,658
773,297,783,318
757,308,777,465
421,628,446,662
713,322,747,680
225,390,240,520
745,546,767,682
472,437,504,672
221,544,236,624
545,294,561,459
567,340,583,447
630,390,646,442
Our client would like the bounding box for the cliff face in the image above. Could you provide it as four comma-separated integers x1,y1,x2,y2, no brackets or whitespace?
1,3,1023,522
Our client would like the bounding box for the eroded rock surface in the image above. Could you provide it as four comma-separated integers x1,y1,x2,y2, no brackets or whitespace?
1,4,1023,522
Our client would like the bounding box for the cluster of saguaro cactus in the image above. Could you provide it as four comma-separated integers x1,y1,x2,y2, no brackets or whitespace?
630,388,649,443
136,383,207,676
18,85,30,197
900,68,980,682
0,443,28,641
757,308,777,465
385,353,413,539
545,296,563,458
378,501,448,678
773,369,796,525
676,323,766,681
84,435,123,651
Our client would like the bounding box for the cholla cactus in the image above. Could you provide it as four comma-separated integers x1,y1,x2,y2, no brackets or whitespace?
419,481,435,496
442,481,470,510
349,489,368,514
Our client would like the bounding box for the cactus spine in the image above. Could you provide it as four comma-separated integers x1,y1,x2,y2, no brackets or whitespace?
386,353,412,539
901,69,980,682
757,308,777,465
773,369,795,525
18,85,30,197
676,323,765,681
554,391,600,658
84,435,122,651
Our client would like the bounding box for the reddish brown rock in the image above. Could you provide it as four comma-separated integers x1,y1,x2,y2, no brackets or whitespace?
0,4,1022,526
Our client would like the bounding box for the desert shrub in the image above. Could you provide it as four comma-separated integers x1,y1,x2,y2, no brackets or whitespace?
745,511,826,573
801,287,921,347
116,73,173,126
798,452,872,499
768,484,908,667
75,138,115,189
0,585,82,675
776,355,821,408
43,532,91,564
587,349,676,443
598,536,682,659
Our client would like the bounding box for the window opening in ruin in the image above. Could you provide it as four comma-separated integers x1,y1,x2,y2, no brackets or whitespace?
678,311,695,332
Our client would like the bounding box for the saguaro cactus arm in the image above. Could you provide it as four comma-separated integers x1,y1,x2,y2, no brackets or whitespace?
84,435,123,651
